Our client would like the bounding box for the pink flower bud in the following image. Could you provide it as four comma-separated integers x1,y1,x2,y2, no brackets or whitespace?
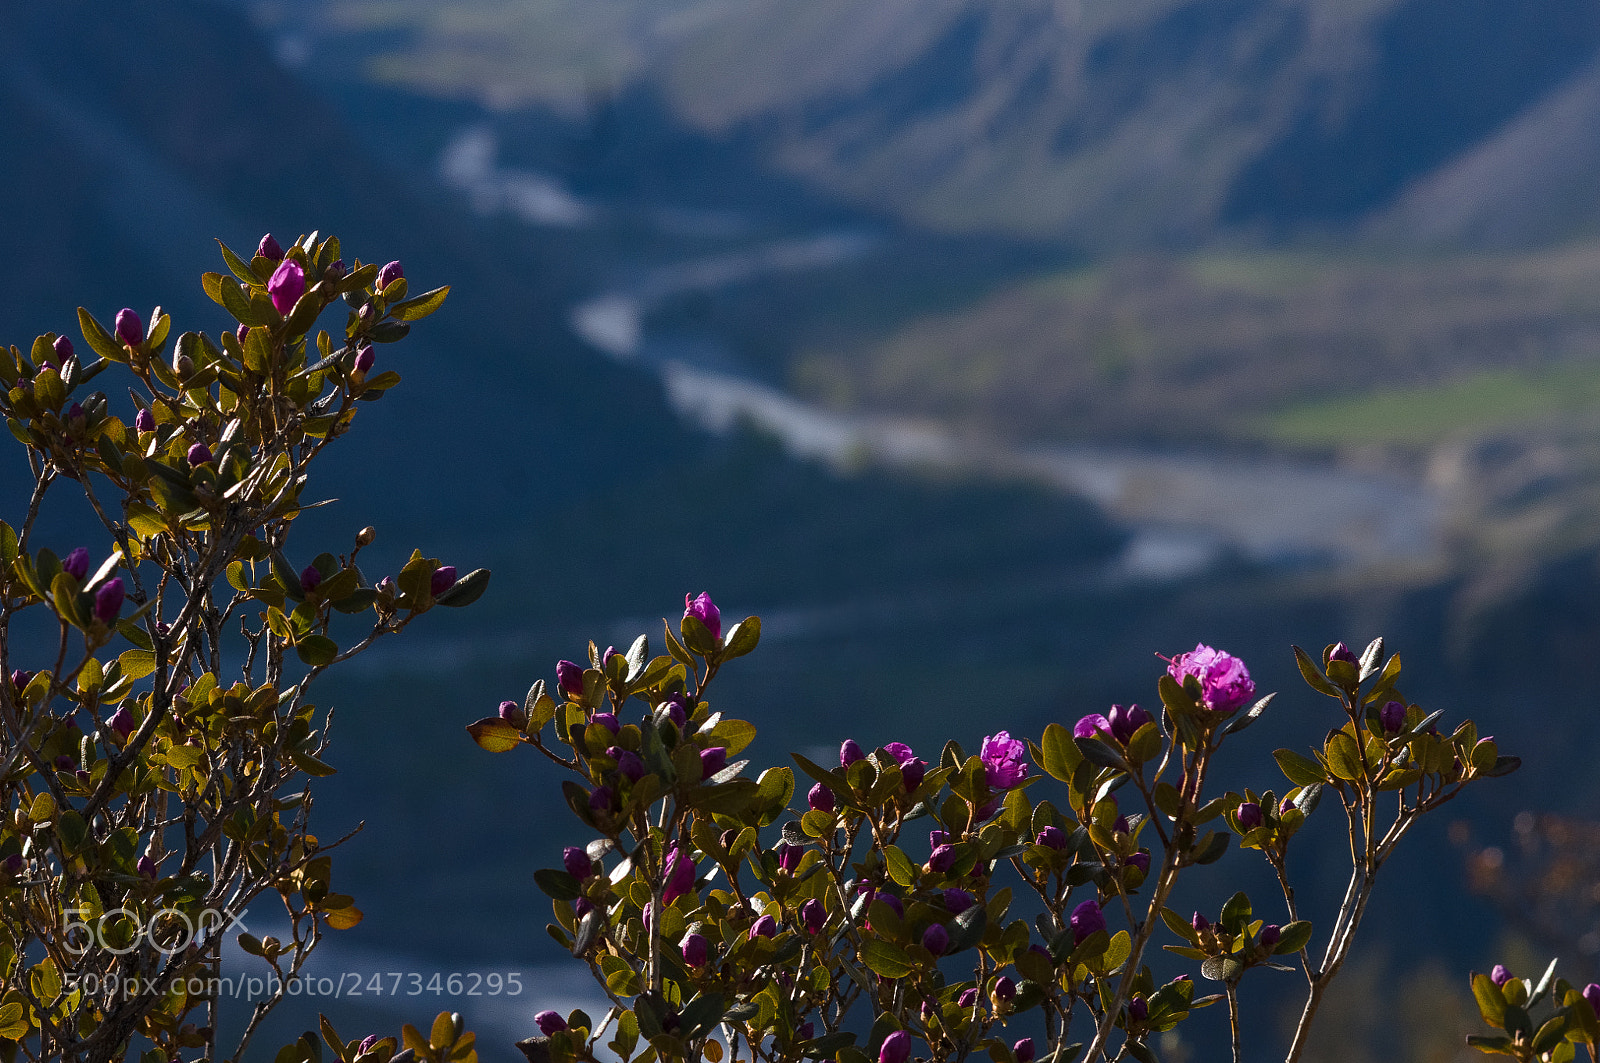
534,1011,566,1036
135,408,155,433
609,747,645,782
1583,983,1600,1017
681,932,709,966
1128,995,1148,1022
563,847,593,879
1491,965,1512,986
1235,802,1263,831
377,261,404,289
1014,1039,1035,1063
840,739,865,767
299,565,322,592
187,443,212,467
1380,700,1406,734
683,591,721,639
52,335,73,363
1070,898,1105,942
1260,924,1281,947
62,548,89,580
256,234,284,262
591,712,619,734
700,746,727,779
879,1031,911,1063
943,888,973,914
922,923,949,955
662,847,696,904
749,914,777,939
430,565,456,595
808,782,835,812
555,660,584,697
355,343,375,373
268,258,305,316
94,578,124,623
928,845,957,874
1326,642,1358,666
498,700,523,724
799,898,825,934
992,976,1016,1002
958,988,979,1008
137,855,158,879
109,705,134,738
115,309,144,347
1036,826,1066,849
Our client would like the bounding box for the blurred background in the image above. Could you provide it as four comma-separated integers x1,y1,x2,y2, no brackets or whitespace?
7,1,1600,1058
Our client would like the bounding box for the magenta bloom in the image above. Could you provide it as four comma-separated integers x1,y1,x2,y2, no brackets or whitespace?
430,566,457,595
749,914,777,939
1074,713,1111,740
901,757,927,791
1166,643,1256,715
1235,802,1263,831
534,1011,566,1036
700,746,728,779
799,898,825,934
1192,912,1210,932
1013,1039,1035,1063
299,565,322,592
662,847,696,904
134,408,155,433
62,547,90,581
922,923,949,955
776,842,802,874
928,845,957,874
115,308,144,347
1070,898,1106,943
683,592,722,639
588,786,613,813
52,335,73,363
555,660,584,697
377,260,404,289
268,258,305,316
840,739,865,767
187,443,213,467
682,932,709,966
981,731,1029,788
591,712,619,734
94,578,125,623
879,1031,911,1063
808,783,835,812
1491,965,1512,986
884,741,915,766
563,847,593,879
499,700,522,722
354,343,375,373
256,234,284,262
1036,826,1066,850
958,987,979,1009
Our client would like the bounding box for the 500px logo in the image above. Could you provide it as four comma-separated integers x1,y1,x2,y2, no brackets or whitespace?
61,906,249,956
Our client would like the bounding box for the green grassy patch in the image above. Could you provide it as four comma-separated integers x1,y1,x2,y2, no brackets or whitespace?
1254,363,1600,448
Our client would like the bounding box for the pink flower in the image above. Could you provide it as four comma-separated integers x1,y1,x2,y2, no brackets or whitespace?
1070,898,1105,942
93,578,124,623
268,258,305,316
683,592,721,639
256,234,284,262
662,847,697,904
980,731,1029,789
1166,643,1256,715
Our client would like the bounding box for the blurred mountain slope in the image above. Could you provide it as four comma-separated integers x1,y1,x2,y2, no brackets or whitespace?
284,0,1600,246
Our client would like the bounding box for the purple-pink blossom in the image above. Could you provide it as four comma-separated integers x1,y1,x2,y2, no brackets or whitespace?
683,591,721,639
256,234,284,262
662,847,696,904
1070,898,1106,943
62,548,89,581
1166,643,1256,715
430,566,457,595
980,731,1029,789
115,309,144,347
93,578,124,623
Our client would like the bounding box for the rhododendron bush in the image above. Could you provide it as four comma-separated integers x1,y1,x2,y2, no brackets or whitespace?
0,235,1583,1063
473,603,1552,1063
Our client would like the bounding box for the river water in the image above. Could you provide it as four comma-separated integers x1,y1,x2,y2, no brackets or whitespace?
568,264,1442,581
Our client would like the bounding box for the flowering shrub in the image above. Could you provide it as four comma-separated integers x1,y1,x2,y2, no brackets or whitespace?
475,610,1522,1063
0,234,482,1063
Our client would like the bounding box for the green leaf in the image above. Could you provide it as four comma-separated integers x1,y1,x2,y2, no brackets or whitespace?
1324,732,1364,782
289,750,337,777
217,240,262,284
533,868,583,901
467,717,523,753
722,617,761,660
884,845,915,888
1292,645,1341,698
858,939,912,978
165,745,204,770
1219,891,1251,934
1273,920,1313,955
1274,749,1327,786
295,634,338,668
77,309,124,361
390,285,451,322
1471,972,1507,1027
1040,722,1083,781
1200,956,1243,982
1222,692,1275,736
434,568,490,607
1075,737,1129,773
